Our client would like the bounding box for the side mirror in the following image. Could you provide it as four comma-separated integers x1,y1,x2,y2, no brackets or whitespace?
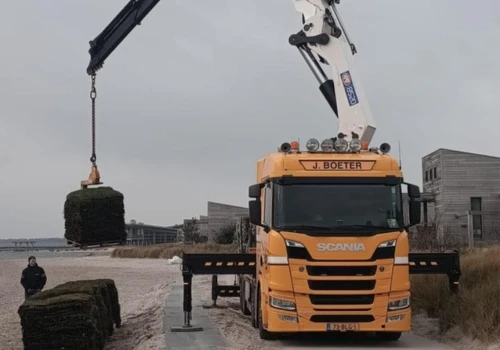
407,183,421,199
249,200,262,226
405,183,421,226
409,199,421,226
249,183,263,199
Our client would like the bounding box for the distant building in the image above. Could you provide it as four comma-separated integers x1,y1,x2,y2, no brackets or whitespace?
207,201,248,242
177,202,248,243
125,220,181,245
198,215,209,238
420,148,500,241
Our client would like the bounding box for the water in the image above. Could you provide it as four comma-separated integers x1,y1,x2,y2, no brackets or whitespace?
0,238,67,248
0,237,112,260
0,250,112,260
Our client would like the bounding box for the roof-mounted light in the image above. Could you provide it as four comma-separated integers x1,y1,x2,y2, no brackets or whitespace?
290,141,299,151
320,138,334,152
349,138,362,152
334,134,349,152
334,138,348,152
306,138,319,151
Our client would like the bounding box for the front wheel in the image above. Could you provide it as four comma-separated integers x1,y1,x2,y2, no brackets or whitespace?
375,331,402,341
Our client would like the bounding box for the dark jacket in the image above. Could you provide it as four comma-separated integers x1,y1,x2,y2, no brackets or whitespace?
21,264,47,292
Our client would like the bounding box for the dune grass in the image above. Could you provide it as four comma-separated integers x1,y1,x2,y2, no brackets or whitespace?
111,242,238,259
411,246,500,342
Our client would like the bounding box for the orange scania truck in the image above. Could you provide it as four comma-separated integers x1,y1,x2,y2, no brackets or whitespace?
178,139,461,341
241,139,456,340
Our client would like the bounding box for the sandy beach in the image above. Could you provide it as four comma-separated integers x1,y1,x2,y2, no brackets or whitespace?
1,253,170,350
1,252,491,350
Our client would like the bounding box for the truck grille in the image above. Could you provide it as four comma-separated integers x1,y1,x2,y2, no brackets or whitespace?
308,280,375,291
306,265,377,277
310,294,374,305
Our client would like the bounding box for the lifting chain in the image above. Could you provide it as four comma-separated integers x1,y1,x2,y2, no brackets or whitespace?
90,74,97,165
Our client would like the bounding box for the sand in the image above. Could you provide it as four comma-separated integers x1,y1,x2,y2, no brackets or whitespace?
2,252,498,350
0,253,169,350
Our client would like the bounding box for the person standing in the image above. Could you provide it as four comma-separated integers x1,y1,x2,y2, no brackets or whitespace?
20,256,47,299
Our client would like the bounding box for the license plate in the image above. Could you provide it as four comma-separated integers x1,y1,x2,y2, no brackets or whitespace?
326,323,360,331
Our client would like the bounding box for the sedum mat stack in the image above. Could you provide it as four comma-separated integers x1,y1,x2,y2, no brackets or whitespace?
18,279,121,350
64,186,126,246
56,279,121,329
18,293,102,350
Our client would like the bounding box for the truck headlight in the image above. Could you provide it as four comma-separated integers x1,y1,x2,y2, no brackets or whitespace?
378,240,396,248
388,297,410,310
285,240,304,248
270,296,296,311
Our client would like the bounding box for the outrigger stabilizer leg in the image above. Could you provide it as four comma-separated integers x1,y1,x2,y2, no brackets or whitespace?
169,261,203,332
169,253,256,332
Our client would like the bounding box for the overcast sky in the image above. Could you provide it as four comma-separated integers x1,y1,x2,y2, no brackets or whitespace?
1,0,498,239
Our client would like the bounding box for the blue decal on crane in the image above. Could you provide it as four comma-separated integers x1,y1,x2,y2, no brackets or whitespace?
340,71,359,106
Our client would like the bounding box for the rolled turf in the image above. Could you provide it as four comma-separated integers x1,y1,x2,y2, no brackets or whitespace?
18,279,122,350
57,279,121,328
31,280,113,340
64,186,126,246
18,293,103,350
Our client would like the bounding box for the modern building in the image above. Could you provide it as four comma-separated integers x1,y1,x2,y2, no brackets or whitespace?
125,220,181,245
177,202,248,243
198,215,209,238
420,148,500,241
207,201,248,242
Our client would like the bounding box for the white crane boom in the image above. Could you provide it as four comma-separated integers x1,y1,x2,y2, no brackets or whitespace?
290,0,376,145
82,0,378,187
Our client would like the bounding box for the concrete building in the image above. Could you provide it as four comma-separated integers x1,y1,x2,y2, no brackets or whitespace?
198,215,209,238
207,201,248,242
420,148,500,241
125,220,181,245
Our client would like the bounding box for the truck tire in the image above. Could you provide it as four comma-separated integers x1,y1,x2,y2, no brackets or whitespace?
375,331,401,341
239,277,251,316
257,287,278,340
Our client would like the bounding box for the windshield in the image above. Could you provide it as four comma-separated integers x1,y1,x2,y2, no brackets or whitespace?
273,183,403,235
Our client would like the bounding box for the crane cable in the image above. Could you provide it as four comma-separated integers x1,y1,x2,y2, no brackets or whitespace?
90,74,97,165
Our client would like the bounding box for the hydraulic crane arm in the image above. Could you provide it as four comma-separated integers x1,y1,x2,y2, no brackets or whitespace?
81,0,161,187
86,0,161,75
82,0,377,187
290,0,376,144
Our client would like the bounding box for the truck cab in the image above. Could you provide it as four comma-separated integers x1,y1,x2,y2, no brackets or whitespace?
246,137,421,339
